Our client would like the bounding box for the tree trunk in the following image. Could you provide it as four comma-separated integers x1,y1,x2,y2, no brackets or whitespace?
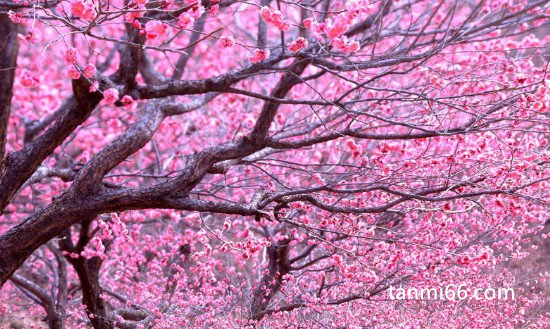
250,238,291,320
0,13,19,161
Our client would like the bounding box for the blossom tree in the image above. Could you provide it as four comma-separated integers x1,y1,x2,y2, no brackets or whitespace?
0,0,549,327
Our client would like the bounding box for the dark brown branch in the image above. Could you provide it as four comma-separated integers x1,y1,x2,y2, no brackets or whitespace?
59,220,113,329
10,273,65,329
133,53,288,100
250,59,310,141
0,76,103,213
0,13,19,161
24,97,75,143
112,26,145,91
73,101,165,194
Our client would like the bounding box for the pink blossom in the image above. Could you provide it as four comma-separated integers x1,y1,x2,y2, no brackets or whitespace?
326,15,350,38
20,69,39,87
70,0,97,21
277,20,291,31
8,10,23,24
68,66,81,80
309,20,327,40
218,35,235,48
260,6,273,22
249,49,270,63
18,28,42,45
516,73,527,84
121,95,135,109
189,4,205,19
2,2,550,327
64,48,78,64
260,6,291,31
275,113,286,125
89,81,99,92
81,237,106,259
177,13,194,29
429,76,445,89
159,0,173,8
346,0,370,18
288,37,308,52
346,139,358,151
83,64,96,78
103,88,119,104
331,35,360,53
210,4,219,14
125,9,145,24
145,20,168,40
303,17,314,29
533,100,547,111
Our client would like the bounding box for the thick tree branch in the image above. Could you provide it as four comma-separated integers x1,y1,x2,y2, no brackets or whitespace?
0,76,103,213
0,13,18,161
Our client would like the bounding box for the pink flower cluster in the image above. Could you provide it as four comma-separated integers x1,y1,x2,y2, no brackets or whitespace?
346,0,370,18
110,213,131,242
64,48,78,64
524,79,550,112
68,66,80,79
20,69,39,87
103,88,120,104
18,28,42,45
102,88,134,109
124,7,145,24
346,138,362,158
249,49,270,63
70,0,97,21
121,95,135,109
327,15,350,38
8,10,23,23
331,35,360,53
145,20,168,40
429,76,444,89
218,35,235,48
288,37,308,52
68,64,96,80
301,0,369,53
188,4,205,19
177,12,194,29
83,64,96,78
260,6,290,31
81,237,106,259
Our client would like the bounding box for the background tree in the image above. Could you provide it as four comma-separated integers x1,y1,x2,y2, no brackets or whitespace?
0,0,549,328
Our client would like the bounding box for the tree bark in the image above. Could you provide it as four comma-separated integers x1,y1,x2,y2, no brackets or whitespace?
0,13,19,161
59,222,114,329
0,192,96,287
0,77,102,213
250,238,291,320
70,256,113,329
